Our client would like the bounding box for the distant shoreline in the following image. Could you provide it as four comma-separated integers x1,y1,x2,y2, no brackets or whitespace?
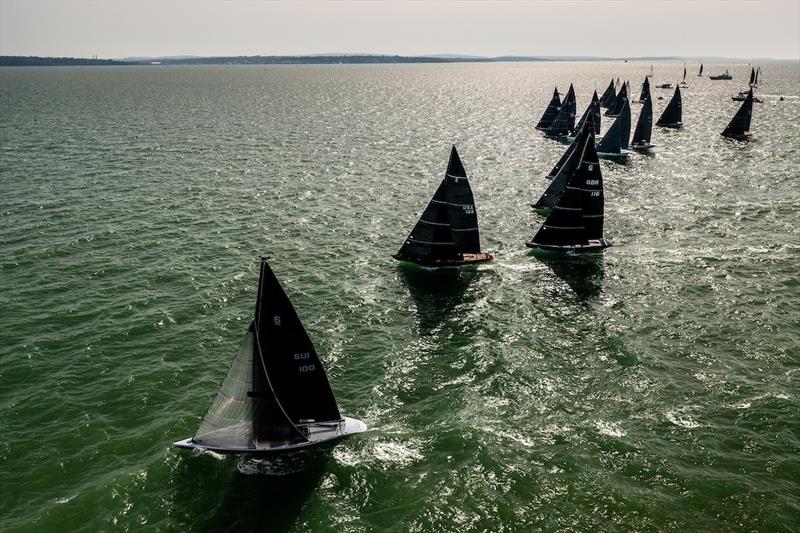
0,54,782,67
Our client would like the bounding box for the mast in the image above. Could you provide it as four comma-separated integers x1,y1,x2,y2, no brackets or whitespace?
722,89,753,139
536,87,561,130
655,85,682,127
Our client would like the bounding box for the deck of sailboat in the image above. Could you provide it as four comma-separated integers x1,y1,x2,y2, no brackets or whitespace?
174,416,367,455
392,252,494,267
526,239,613,253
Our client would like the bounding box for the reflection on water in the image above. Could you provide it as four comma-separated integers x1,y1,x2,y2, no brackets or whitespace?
397,263,481,333
534,252,605,299
171,450,330,531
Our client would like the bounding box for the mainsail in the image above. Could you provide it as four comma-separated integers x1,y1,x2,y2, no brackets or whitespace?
748,67,756,86
722,89,753,139
656,86,682,127
533,121,588,210
599,78,616,108
632,91,653,148
597,98,630,157
545,84,576,137
638,76,650,103
574,92,601,135
395,146,484,263
698,63,703,76
605,81,628,117
190,259,343,451
536,87,561,130
527,123,610,250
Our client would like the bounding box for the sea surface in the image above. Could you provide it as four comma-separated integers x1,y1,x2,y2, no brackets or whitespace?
1,62,798,532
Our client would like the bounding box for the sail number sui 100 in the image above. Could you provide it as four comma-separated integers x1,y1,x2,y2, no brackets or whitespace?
294,352,316,373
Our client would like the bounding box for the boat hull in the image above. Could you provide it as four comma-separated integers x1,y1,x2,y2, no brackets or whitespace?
657,122,683,129
174,416,367,455
391,252,494,267
631,142,655,151
596,149,630,160
721,131,752,141
526,239,613,253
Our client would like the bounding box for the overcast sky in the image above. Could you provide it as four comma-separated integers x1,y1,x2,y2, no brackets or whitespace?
1,0,798,59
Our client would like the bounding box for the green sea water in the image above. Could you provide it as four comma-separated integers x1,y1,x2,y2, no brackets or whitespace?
1,62,798,532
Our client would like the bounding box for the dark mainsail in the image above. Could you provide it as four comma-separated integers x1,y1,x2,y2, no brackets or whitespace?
748,67,755,86
574,92,601,136
722,89,753,139
527,123,611,251
394,146,490,265
546,84,576,137
188,258,350,452
536,87,562,130
619,98,631,151
533,121,588,210
631,91,653,149
596,99,630,158
638,76,650,103
599,78,616,108
698,63,703,76
605,81,628,117
656,85,682,128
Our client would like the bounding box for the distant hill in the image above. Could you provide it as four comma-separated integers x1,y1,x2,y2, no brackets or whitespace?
0,56,132,66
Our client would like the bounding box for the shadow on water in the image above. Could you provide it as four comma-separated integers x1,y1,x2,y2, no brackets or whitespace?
396,263,481,333
171,449,330,532
533,251,605,300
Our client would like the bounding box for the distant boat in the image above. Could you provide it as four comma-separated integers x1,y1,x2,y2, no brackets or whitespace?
526,123,612,252
174,258,367,455
536,87,562,130
631,88,654,150
597,98,631,159
599,78,616,108
748,67,756,86
605,81,628,117
532,122,588,211
545,84,576,138
656,83,673,89
698,62,704,77
648,64,654,77
722,88,754,140
636,76,651,104
393,146,494,266
710,69,732,80
656,86,682,128
680,64,688,87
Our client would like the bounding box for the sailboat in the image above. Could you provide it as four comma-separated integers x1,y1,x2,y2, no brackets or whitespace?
631,89,654,150
656,86,682,128
722,88,754,140
698,62,704,77
597,97,631,159
533,121,590,211
526,121,612,252
605,81,628,117
174,258,367,455
545,84,576,138
568,91,601,140
636,76,650,104
536,87,561,130
393,146,494,266
648,64,654,77
680,64,688,87
734,67,763,102
599,78,616,108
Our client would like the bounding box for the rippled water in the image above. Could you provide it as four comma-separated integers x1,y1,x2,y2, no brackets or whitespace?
1,62,798,531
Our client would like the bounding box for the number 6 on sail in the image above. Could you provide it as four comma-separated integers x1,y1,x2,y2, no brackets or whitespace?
174,258,366,455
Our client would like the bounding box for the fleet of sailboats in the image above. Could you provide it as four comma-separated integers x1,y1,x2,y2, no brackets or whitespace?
176,61,761,458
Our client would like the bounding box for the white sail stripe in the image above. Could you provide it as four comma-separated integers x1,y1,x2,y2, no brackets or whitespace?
566,186,601,192
554,206,581,211
407,239,456,245
543,225,585,230
451,227,479,232
431,200,473,207
446,173,468,180
583,214,603,218
419,219,450,226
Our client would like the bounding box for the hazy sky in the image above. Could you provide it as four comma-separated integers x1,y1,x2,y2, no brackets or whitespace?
1,0,799,59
